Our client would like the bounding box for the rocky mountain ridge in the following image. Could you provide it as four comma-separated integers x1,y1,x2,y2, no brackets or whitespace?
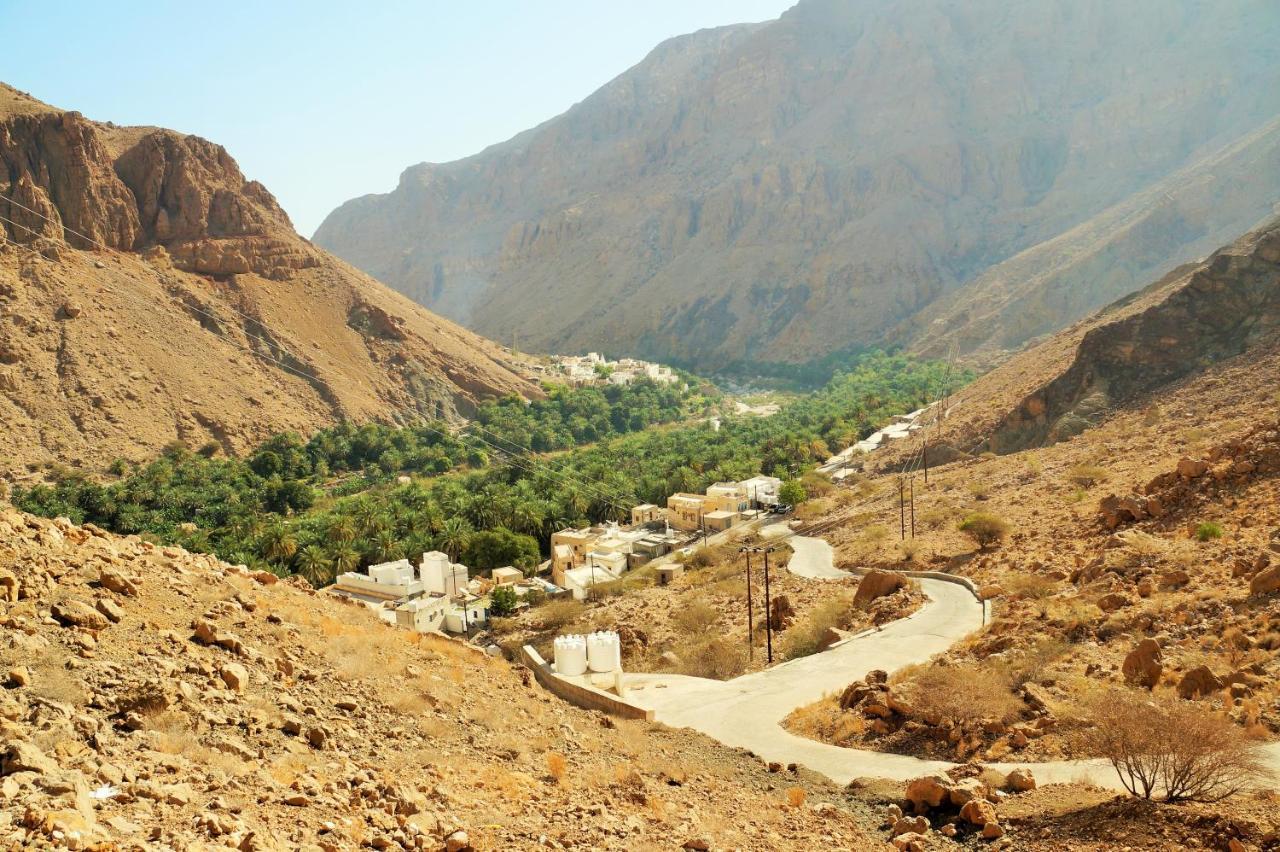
0,83,536,475
315,0,1280,373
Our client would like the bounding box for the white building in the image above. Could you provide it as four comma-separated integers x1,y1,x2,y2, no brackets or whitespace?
739,475,783,508
333,558,424,604
420,551,469,596
395,594,449,632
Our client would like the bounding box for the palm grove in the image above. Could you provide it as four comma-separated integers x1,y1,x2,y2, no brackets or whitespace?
16,353,963,586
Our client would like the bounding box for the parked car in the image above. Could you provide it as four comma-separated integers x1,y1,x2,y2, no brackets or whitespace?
774,504,793,515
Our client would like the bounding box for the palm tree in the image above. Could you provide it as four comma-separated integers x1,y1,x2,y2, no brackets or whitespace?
331,545,361,575
296,544,331,586
373,529,402,563
326,516,356,547
260,524,298,565
437,517,474,562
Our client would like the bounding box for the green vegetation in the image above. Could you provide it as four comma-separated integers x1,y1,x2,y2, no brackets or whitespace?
16,352,967,587
488,585,519,617
778,479,807,507
1195,521,1224,542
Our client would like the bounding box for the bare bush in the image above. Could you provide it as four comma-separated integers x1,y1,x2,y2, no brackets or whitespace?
1065,464,1110,488
782,592,855,660
672,597,719,635
678,636,748,680
1084,690,1269,802
907,663,1024,726
958,512,1010,549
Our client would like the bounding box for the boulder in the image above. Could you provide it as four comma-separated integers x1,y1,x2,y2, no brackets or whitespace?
1177,458,1209,479
982,821,1005,839
946,777,987,807
1177,665,1224,700
1097,592,1131,612
959,798,998,828
51,599,110,630
1250,565,1280,596
98,569,139,596
891,816,929,836
95,597,125,624
219,663,248,693
2,741,58,776
854,570,907,608
0,569,18,602
1006,768,1037,792
904,774,952,812
6,666,30,687
1121,639,1162,689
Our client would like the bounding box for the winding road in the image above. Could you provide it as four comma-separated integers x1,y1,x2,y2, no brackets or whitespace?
623,531,1121,787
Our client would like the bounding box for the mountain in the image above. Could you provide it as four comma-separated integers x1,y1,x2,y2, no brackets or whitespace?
0,83,536,476
314,0,1280,374
875,212,1280,467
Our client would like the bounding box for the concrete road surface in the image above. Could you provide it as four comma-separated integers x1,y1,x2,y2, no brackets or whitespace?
624,534,1145,788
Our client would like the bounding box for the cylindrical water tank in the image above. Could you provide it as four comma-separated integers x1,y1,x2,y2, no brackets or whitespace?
553,634,587,676
586,631,621,673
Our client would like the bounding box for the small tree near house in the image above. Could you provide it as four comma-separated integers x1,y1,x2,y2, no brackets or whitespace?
779,479,808,507
489,584,518,617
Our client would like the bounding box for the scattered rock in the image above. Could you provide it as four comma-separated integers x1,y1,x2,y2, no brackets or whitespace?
51,599,110,630
854,570,908,608
1121,638,1162,689
1177,665,1225,700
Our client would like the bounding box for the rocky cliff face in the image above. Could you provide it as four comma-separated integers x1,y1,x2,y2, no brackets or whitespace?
0,84,536,474
987,217,1280,452
315,0,1280,373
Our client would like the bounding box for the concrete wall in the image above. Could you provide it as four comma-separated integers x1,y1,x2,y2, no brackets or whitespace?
520,645,654,721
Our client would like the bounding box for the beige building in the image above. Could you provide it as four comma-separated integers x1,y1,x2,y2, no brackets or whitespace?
630,503,665,525
666,493,712,531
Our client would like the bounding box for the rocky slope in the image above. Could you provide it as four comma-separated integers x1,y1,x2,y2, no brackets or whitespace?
0,504,884,850
877,213,1280,464
315,0,1280,373
0,83,536,477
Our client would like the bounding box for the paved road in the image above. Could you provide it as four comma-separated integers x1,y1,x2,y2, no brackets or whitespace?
624,534,1134,787
761,522,846,579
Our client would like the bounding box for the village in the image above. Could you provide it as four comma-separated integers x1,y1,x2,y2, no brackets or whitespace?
324,474,788,636
525,351,680,387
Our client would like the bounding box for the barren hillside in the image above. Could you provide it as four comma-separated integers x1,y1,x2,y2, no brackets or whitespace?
0,83,537,477
0,504,887,850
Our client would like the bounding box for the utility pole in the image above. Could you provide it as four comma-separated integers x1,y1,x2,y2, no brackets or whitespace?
741,547,755,662
909,476,916,539
899,478,906,541
762,547,774,664
923,438,929,484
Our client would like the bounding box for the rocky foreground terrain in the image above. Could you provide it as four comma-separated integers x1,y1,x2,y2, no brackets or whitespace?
0,83,536,477
315,0,1280,373
0,504,905,850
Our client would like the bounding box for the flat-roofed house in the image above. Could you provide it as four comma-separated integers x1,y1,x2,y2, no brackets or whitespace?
630,503,664,525
666,493,710,531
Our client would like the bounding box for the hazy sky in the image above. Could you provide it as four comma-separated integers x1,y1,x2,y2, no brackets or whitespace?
4,0,793,236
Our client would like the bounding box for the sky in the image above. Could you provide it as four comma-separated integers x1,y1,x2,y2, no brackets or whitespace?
3,0,794,236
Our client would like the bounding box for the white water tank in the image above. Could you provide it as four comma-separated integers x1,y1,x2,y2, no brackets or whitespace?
553,634,588,676
586,631,621,673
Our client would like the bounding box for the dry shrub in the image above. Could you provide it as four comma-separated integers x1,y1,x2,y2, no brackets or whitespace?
958,512,1010,549
967,480,992,500
1084,689,1270,801
678,636,747,680
907,663,1024,726
785,787,807,808
537,598,585,631
1003,572,1057,601
546,751,567,783
782,591,855,660
1066,464,1110,488
673,597,719,634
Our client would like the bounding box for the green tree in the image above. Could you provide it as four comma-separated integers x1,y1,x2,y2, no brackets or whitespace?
462,528,540,572
438,516,474,562
296,544,331,586
778,479,807,507
489,584,518,616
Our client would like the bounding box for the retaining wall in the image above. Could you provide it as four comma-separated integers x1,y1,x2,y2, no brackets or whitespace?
520,645,655,721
